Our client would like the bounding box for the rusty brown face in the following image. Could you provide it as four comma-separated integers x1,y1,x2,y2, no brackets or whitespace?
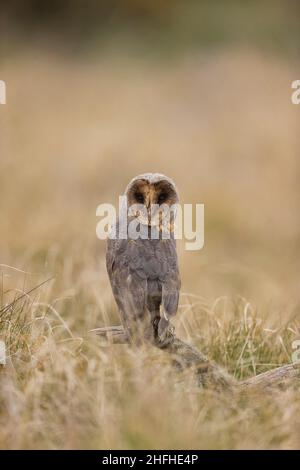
127,178,178,228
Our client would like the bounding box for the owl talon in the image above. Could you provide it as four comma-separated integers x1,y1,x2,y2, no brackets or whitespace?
157,317,175,347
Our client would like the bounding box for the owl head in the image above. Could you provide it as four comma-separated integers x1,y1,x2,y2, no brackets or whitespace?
124,173,179,230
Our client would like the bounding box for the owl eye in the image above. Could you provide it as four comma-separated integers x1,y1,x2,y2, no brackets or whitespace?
157,193,168,204
134,192,144,204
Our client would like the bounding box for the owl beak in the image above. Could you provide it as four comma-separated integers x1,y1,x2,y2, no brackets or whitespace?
145,195,151,225
147,206,152,226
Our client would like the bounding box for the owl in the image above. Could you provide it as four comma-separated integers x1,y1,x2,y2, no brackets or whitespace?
106,173,181,345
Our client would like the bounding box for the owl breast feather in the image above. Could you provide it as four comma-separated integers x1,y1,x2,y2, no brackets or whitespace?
124,237,177,282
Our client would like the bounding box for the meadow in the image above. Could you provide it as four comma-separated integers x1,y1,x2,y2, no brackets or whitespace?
0,45,300,449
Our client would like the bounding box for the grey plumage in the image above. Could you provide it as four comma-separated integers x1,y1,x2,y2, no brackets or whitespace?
106,173,181,344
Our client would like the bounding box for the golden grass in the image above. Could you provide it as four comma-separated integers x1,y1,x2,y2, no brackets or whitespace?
0,47,300,449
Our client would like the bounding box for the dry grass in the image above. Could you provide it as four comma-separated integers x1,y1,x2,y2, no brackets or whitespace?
0,46,300,449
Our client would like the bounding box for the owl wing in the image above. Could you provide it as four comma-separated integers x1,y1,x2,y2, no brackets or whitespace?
154,239,181,343
106,236,147,334
156,239,181,317
162,271,180,317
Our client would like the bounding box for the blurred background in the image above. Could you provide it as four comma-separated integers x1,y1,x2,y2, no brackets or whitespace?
1,0,300,451
1,0,300,314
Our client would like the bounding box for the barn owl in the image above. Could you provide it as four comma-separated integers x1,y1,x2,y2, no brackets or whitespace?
106,173,181,345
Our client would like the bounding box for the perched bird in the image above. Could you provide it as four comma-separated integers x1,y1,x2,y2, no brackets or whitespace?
106,173,181,345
